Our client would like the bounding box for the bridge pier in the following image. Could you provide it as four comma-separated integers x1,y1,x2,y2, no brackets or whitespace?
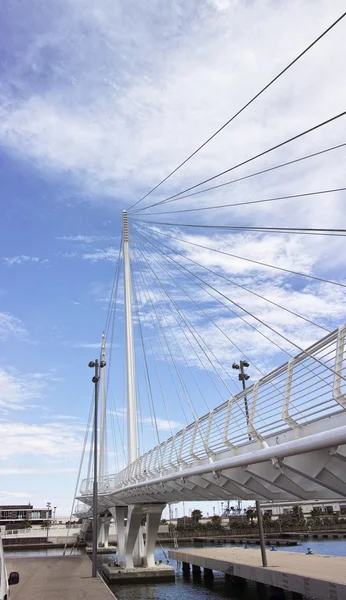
143,504,166,567
111,503,166,569
124,504,144,568
98,515,111,548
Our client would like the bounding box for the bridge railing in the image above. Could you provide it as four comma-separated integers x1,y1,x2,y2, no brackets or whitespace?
80,325,346,496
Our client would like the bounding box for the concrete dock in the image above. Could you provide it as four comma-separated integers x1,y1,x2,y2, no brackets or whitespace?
6,555,115,599
169,547,346,600
102,562,175,583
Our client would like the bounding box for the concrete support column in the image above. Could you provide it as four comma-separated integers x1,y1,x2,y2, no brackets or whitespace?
80,518,91,540
204,568,214,579
111,506,126,566
102,516,111,549
143,504,166,568
97,518,105,547
192,564,201,578
125,505,144,568
182,562,190,576
269,585,285,599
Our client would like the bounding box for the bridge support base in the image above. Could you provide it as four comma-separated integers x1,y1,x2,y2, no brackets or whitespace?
111,503,166,569
98,516,111,548
204,567,214,579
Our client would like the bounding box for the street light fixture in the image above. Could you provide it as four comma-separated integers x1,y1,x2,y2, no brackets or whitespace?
232,359,267,568
89,357,106,578
232,360,250,434
46,502,51,542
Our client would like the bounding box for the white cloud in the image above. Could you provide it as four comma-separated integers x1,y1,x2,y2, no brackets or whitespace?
0,491,30,498
57,235,115,243
0,467,77,475
54,414,82,420
0,0,345,206
0,422,84,459
64,341,102,349
0,367,46,411
0,312,28,341
63,247,118,262
2,255,48,266
141,417,183,431
109,409,183,432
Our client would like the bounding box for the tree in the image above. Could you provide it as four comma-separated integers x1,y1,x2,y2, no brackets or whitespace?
210,515,222,528
191,509,203,524
22,520,32,531
292,505,305,525
40,520,52,541
262,512,272,527
310,507,323,518
246,508,256,525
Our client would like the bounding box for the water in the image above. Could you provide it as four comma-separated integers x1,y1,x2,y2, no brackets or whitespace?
99,540,346,600
4,547,84,558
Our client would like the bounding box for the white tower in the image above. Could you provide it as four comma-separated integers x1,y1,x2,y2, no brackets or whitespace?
123,210,138,464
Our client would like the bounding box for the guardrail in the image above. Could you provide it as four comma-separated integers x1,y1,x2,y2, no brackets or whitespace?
80,325,346,496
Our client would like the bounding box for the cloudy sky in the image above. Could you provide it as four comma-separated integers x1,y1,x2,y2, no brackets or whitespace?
0,0,346,516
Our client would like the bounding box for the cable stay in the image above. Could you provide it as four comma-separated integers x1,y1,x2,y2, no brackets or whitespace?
132,236,239,402
136,223,346,290
131,225,346,387
134,220,346,237
131,267,163,453
128,10,346,212
131,238,252,441
134,186,346,216
133,234,331,422
132,227,344,432
132,110,346,213
135,143,346,214
131,228,319,434
131,247,219,451
132,225,329,334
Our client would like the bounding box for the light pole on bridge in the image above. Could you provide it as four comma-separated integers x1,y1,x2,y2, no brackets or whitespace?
88,357,106,578
232,360,267,568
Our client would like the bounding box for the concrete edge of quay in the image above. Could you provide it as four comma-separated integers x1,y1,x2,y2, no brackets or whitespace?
6,554,116,599
169,548,346,600
102,563,175,583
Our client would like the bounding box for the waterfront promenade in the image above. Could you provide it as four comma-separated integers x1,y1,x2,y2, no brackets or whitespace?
6,555,115,599
169,547,346,600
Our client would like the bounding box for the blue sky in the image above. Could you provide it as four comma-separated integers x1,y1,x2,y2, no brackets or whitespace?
1,0,346,516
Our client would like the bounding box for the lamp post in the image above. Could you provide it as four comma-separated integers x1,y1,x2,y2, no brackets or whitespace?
46,502,51,542
232,360,267,567
88,357,106,578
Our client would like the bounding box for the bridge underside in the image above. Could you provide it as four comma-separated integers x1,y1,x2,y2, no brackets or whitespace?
78,412,346,511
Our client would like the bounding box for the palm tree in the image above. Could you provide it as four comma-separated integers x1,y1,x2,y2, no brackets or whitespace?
191,509,203,523
246,508,256,525
22,520,32,532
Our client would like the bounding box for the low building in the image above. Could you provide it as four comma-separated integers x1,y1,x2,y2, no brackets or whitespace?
0,504,52,527
260,499,346,519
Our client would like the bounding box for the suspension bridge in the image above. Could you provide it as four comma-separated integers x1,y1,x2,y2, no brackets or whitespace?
73,11,346,574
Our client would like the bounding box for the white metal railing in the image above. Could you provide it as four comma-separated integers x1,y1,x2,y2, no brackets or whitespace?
80,325,346,496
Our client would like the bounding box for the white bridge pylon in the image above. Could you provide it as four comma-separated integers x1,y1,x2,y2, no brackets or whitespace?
77,212,346,568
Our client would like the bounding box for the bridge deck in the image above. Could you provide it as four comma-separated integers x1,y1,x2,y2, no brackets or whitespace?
169,547,346,599
6,555,115,600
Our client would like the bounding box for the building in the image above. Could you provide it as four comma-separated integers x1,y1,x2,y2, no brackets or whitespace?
260,499,346,519
0,504,52,527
